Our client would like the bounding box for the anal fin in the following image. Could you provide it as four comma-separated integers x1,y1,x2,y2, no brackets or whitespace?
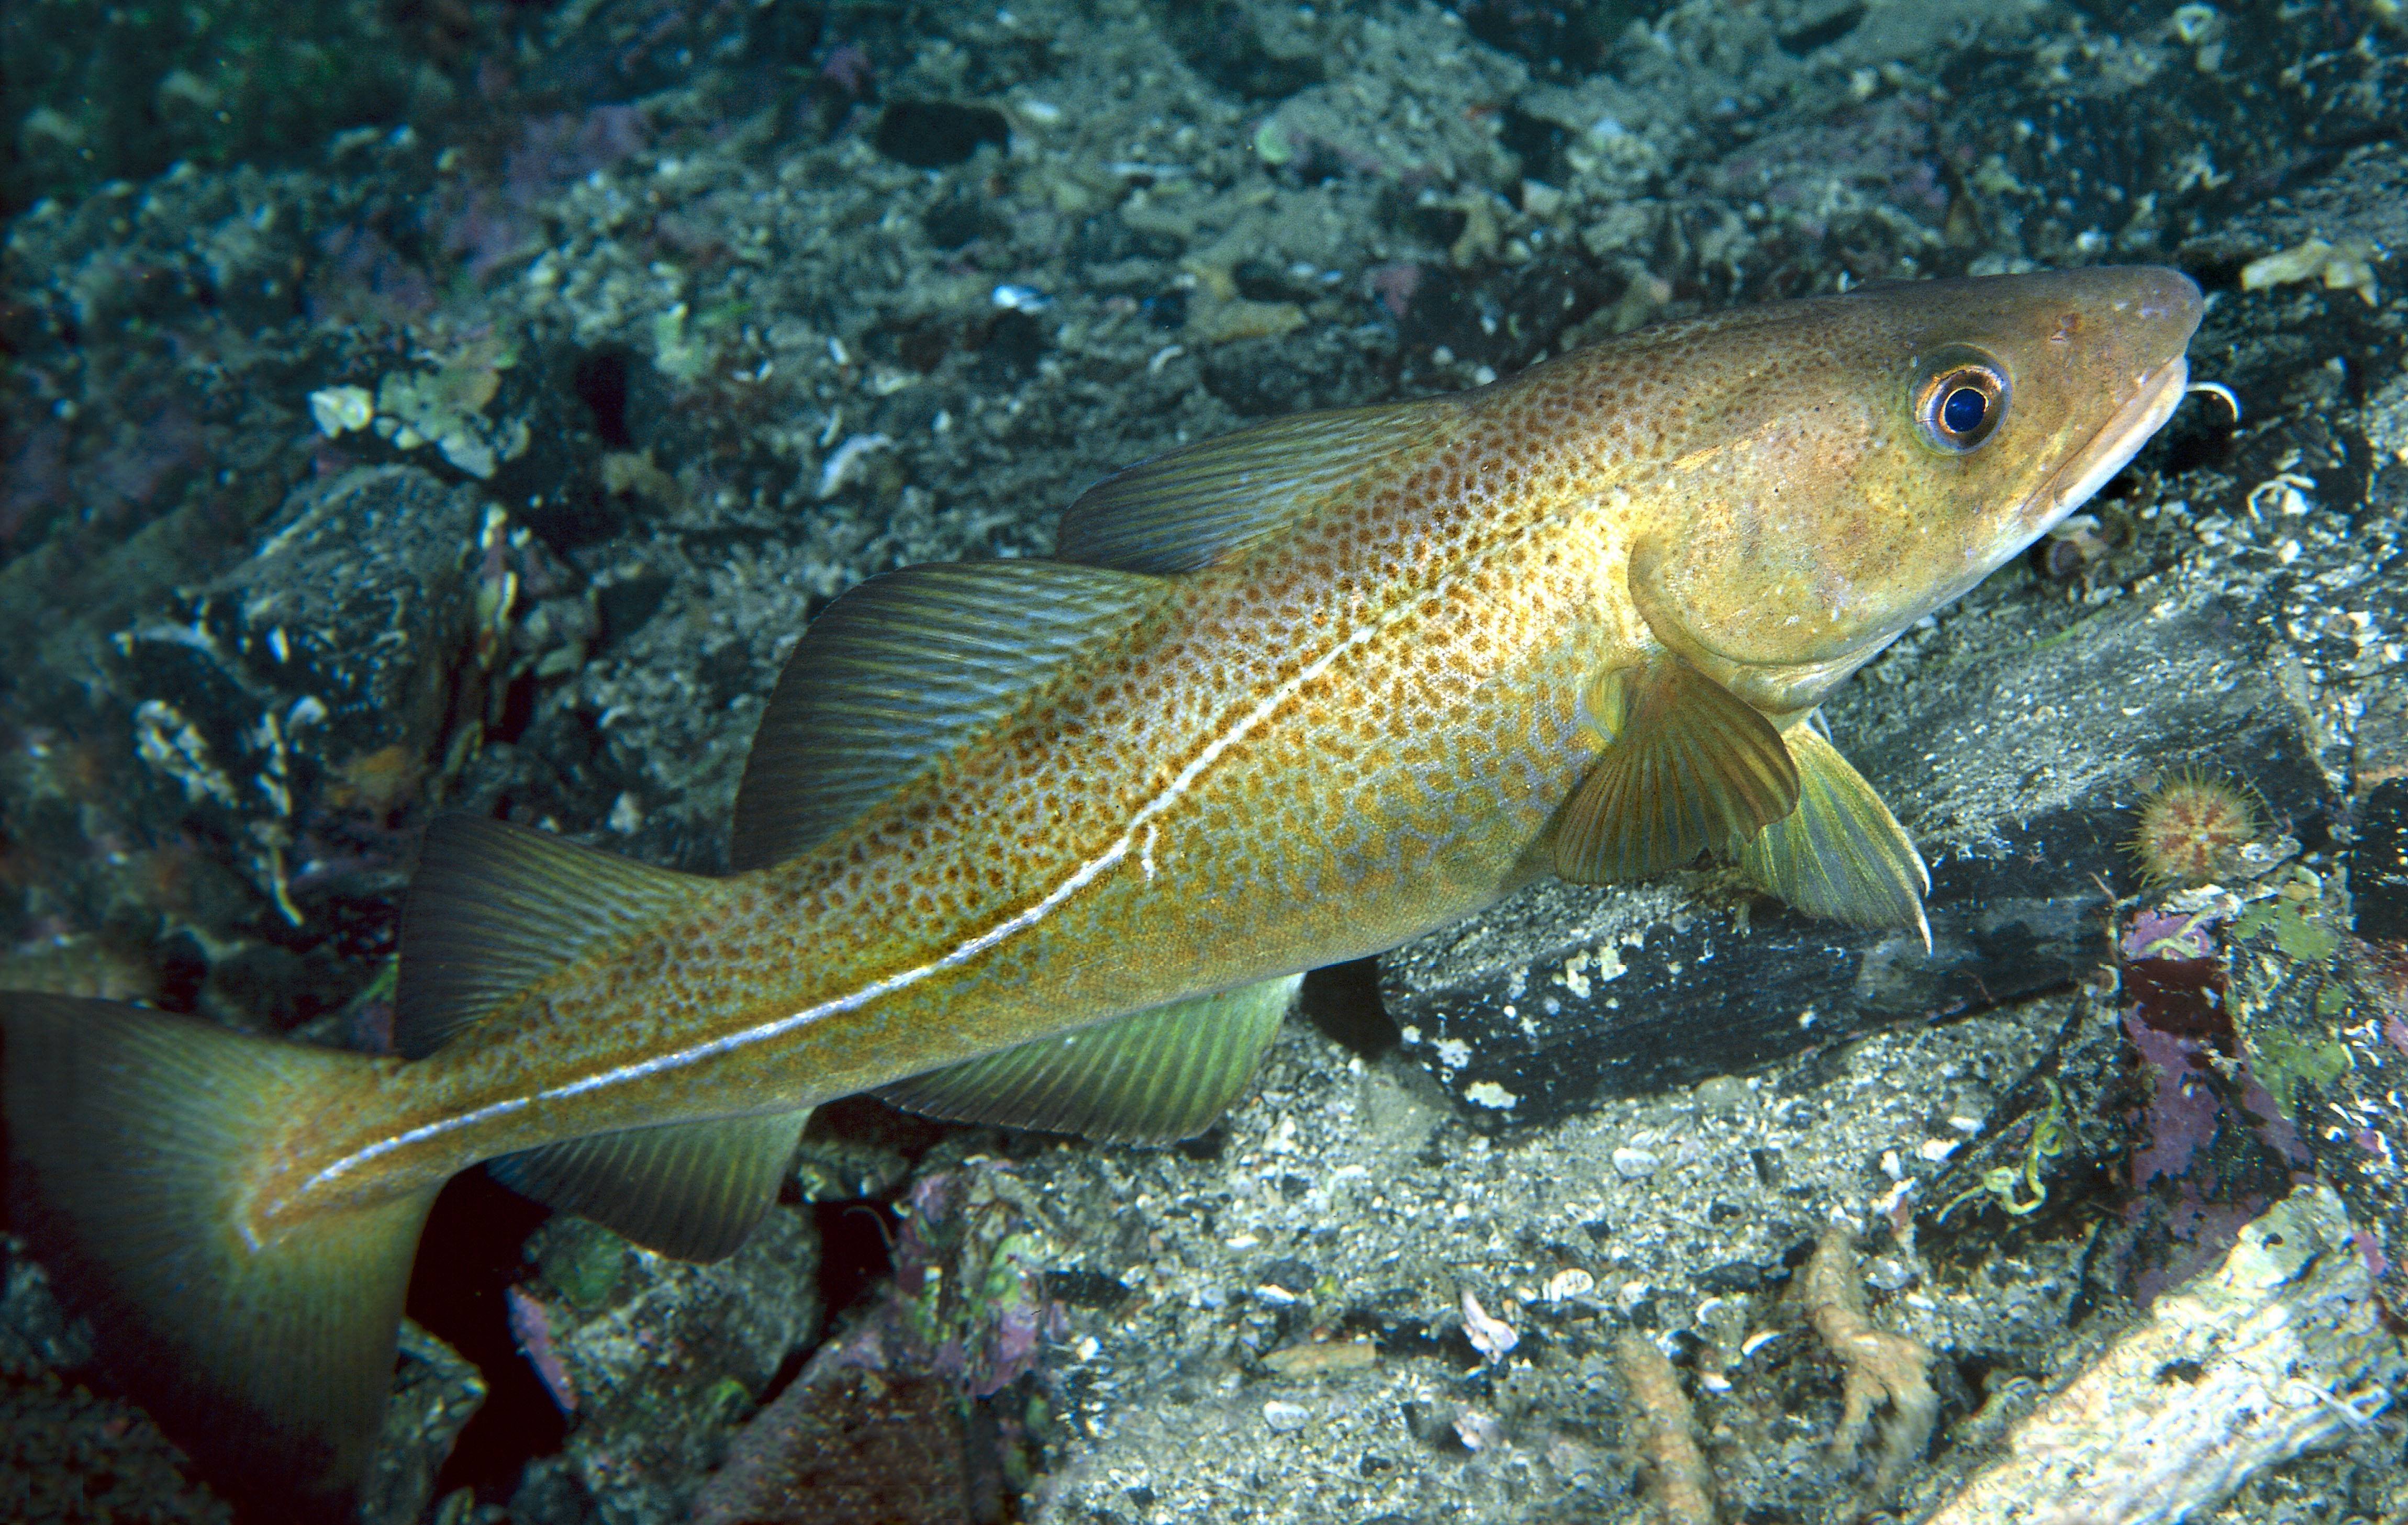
1738,721,1930,945
1554,657,1800,883
876,973,1299,1145
488,1109,811,1263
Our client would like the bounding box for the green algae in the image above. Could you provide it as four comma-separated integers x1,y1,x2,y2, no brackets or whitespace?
2248,1028,2351,1122
536,1218,628,1313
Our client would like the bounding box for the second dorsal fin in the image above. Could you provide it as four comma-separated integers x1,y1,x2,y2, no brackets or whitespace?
729,559,1170,872
1054,400,1457,574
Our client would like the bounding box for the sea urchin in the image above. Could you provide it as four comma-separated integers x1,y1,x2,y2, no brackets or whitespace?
2131,771,2260,887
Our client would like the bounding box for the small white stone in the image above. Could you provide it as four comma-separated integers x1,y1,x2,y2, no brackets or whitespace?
308,385,374,437
1544,1268,1595,1302
1610,1146,1660,1179
1461,1291,1518,1361
816,432,894,500
1262,1400,1311,1433
1465,1080,1518,1111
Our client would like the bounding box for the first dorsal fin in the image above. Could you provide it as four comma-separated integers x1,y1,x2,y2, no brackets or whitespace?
487,1108,810,1262
396,815,701,1059
1054,400,1457,574
729,559,1169,872
876,973,1299,1145
1554,657,1800,884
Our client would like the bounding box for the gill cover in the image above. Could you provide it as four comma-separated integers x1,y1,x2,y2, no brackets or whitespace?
1624,267,2202,713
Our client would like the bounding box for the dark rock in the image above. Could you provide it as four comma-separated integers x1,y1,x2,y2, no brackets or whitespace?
520,1205,822,1525
1258,1257,1319,1294
1160,2,1325,101
1232,257,1324,306
874,102,1010,169
105,466,494,953
359,1321,487,1525
923,189,1005,252
592,564,676,649
690,1359,984,1525
2351,781,2408,942
1452,1,1617,76
1498,107,1572,188
973,308,1051,379
1042,1270,1134,1313
1776,4,1867,56
1381,595,2339,1128
1696,1260,1769,1294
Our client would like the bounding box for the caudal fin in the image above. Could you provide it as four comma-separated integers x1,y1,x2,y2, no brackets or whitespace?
1,993,431,1521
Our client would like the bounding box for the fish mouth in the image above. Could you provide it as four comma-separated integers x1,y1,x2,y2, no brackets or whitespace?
2028,351,2191,535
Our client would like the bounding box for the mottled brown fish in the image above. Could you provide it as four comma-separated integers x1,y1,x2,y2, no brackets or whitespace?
2,266,2201,1517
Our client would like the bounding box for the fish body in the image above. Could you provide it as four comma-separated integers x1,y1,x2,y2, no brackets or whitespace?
1,267,2201,1515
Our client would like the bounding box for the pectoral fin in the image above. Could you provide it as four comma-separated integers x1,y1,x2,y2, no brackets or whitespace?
1738,722,1931,945
876,974,1299,1144
1554,657,1800,883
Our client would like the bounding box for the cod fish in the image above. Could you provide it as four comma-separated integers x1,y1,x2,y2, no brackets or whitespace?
2,266,2201,1517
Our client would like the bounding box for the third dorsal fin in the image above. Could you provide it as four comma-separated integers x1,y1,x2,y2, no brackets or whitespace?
1054,400,1458,574
397,815,701,1059
729,559,1170,872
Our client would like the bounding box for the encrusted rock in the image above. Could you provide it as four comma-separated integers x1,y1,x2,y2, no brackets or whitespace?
1383,590,2338,1127
513,1205,822,1525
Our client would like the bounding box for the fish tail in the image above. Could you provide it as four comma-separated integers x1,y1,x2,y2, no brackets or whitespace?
1,991,430,1522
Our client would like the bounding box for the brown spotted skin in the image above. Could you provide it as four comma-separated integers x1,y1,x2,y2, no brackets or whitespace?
266,268,2202,1228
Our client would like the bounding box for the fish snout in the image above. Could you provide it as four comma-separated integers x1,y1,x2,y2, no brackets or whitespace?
2113,266,2206,381
2127,264,2206,334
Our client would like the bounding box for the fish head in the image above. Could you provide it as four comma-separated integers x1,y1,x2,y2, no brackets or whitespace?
1624,265,2202,712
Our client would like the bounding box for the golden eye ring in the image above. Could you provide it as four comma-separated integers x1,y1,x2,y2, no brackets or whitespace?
1913,351,2009,453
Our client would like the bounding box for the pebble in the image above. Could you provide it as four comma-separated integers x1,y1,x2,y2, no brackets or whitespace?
1610,1146,1661,1179
1262,1338,1376,1377
1692,1075,1749,1114
1261,1400,1311,1433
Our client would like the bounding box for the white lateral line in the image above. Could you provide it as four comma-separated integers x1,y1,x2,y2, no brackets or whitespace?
308,522,1559,1193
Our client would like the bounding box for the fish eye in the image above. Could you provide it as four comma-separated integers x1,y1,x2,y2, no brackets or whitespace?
1914,352,2008,453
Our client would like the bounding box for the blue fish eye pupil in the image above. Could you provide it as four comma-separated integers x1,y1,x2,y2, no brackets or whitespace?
1941,384,1988,435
